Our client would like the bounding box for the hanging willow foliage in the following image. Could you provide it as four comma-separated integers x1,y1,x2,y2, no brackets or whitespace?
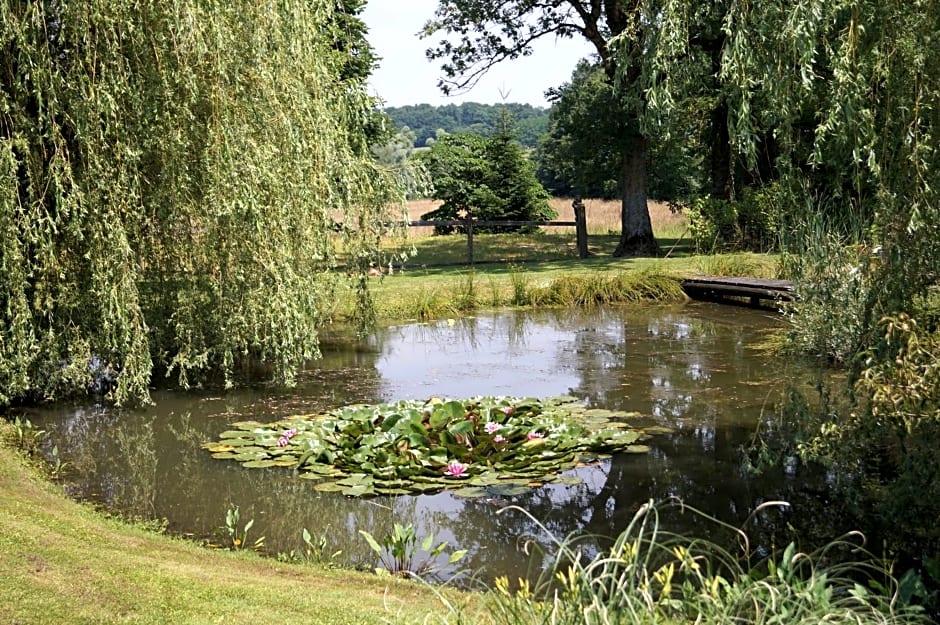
0,0,403,405
644,0,940,350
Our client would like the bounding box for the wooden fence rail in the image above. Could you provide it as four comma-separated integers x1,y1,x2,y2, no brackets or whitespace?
396,200,589,265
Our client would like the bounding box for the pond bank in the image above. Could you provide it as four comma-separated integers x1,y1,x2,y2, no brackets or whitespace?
0,428,463,625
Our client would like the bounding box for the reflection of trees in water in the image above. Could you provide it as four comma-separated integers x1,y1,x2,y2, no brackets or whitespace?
30,305,839,582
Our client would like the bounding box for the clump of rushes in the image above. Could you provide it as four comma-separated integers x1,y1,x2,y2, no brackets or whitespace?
468,500,930,625
204,396,659,497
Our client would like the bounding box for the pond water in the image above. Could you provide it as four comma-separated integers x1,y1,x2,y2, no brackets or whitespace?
28,303,835,582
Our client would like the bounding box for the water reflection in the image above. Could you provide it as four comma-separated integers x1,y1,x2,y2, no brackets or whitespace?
29,304,830,582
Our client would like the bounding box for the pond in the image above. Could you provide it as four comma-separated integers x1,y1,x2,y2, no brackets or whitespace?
28,303,835,582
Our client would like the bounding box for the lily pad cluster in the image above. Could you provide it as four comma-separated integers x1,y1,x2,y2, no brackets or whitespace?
203,396,653,498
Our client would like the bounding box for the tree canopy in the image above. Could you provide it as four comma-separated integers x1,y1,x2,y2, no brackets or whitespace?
383,102,549,148
536,59,704,201
417,113,554,233
422,0,659,256
0,0,402,405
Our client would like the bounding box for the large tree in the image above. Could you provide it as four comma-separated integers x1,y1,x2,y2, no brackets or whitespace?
0,0,400,405
537,59,705,202
422,1,659,256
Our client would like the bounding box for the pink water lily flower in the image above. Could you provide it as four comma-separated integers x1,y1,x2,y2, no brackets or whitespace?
501,406,515,415
527,431,545,440
277,428,298,447
484,421,502,434
443,460,469,477
493,434,506,443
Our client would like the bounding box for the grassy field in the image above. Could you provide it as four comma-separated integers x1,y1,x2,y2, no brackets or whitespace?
404,197,688,238
332,198,778,323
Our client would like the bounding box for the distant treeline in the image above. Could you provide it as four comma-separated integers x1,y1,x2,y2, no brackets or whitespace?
383,102,549,148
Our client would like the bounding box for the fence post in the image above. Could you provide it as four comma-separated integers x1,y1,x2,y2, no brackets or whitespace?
573,196,589,259
465,212,474,266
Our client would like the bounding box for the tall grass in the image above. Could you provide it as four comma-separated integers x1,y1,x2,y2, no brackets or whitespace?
692,253,781,279
438,500,927,625
525,272,685,307
371,270,686,320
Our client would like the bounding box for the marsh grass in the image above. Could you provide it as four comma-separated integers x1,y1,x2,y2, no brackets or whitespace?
439,500,927,625
352,267,689,323
526,272,685,307
692,253,781,279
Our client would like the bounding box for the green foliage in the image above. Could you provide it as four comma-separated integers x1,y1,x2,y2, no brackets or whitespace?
525,272,685,307
444,501,927,625
0,0,403,405
222,505,265,552
4,417,47,456
277,528,344,566
359,523,466,579
537,60,704,202
422,0,661,256
684,185,780,253
383,102,549,148
418,116,555,234
204,396,653,497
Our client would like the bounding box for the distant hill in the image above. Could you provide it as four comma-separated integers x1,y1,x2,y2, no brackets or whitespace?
383,102,549,148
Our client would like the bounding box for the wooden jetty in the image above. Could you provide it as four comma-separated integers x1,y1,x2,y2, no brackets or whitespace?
680,276,794,309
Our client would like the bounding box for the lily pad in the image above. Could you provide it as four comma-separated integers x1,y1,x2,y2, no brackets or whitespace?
452,487,490,498
204,395,651,497
242,459,278,468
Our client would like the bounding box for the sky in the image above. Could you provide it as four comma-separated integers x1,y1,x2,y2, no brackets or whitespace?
361,1,594,109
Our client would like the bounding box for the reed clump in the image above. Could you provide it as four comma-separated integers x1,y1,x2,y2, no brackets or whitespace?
441,500,928,625
525,272,686,307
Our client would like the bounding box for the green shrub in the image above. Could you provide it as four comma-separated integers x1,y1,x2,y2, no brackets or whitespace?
686,185,780,253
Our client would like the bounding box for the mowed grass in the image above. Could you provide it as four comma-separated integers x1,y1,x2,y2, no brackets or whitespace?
0,432,473,625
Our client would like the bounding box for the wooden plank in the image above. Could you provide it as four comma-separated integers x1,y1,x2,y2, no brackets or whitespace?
681,275,794,307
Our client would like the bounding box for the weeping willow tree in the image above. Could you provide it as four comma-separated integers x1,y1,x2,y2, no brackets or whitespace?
644,0,940,563
0,0,403,405
644,0,940,359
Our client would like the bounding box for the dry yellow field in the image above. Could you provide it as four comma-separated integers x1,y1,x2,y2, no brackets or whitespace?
403,197,686,238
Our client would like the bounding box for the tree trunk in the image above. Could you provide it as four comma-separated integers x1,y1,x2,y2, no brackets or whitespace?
613,136,659,257
710,99,732,200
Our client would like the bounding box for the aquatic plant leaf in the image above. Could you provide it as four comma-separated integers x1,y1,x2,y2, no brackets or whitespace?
216,438,258,447
242,459,278,468
624,445,651,454
375,487,411,496
488,484,531,496
230,421,266,430
219,430,254,439
641,426,675,435
205,396,651,497
452,487,489,498
313,482,344,492
234,452,266,461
